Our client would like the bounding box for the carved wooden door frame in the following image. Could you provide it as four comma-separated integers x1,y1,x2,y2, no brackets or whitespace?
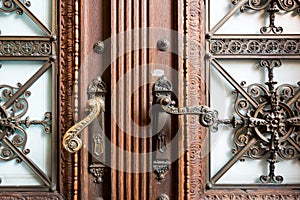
57,0,299,199
2,0,296,199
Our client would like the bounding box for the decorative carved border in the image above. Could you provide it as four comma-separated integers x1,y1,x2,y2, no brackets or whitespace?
59,0,76,199
186,0,206,198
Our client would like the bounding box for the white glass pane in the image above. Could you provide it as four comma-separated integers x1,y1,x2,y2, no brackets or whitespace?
0,61,52,186
210,59,300,184
0,0,52,36
208,0,300,34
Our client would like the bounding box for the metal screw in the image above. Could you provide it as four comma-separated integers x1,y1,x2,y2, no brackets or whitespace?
93,41,105,54
157,39,170,51
25,0,31,7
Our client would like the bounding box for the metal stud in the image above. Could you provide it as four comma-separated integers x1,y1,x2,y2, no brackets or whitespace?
93,40,105,54
157,193,169,200
157,39,170,51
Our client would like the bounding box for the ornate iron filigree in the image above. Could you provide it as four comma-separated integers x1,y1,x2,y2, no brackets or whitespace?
0,41,52,57
232,0,300,34
0,83,52,163
0,0,31,15
211,59,300,184
210,38,300,56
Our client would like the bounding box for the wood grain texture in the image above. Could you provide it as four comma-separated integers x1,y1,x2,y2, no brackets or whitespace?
110,0,150,199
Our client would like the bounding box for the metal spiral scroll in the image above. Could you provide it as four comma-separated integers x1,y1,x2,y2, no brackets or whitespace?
63,98,104,153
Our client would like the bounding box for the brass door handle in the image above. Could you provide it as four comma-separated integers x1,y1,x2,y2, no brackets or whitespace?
152,76,218,180
63,76,107,154
153,76,218,127
63,97,105,153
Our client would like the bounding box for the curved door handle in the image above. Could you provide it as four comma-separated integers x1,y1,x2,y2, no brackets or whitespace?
152,76,218,180
154,76,218,127
63,98,105,153
63,76,107,154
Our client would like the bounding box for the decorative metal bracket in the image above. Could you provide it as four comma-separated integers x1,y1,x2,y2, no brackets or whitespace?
63,76,106,153
89,163,106,184
153,159,170,180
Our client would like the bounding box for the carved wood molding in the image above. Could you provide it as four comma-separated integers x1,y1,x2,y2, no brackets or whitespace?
186,0,206,198
59,0,76,199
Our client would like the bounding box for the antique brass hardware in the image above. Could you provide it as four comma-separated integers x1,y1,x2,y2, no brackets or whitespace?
63,76,106,153
152,76,218,180
153,75,218,128
62,97,104,153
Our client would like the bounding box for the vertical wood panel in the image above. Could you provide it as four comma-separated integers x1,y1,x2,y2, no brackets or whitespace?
140,1,150,199
110,0,151,199
79,0,111,199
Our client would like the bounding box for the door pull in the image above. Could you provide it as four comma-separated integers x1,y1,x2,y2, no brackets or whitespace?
152,76,218,180
63,76,107,184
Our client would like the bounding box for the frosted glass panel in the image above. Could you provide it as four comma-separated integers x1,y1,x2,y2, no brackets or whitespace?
0,61,52,186
0,0,52,36
208,0,300,34
209,59,300,184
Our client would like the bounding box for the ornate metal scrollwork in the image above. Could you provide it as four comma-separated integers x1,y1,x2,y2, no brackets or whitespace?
0,0,31,15
232,0,300,34
210,38,300,56
155,68,299,184
153,76,218,181
209,59,300,184
0,80,52,185
0,41,52,57
0,83,52,162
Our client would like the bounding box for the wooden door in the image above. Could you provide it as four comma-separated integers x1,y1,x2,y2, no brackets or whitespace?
76,0,187,199
63,0,300,199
